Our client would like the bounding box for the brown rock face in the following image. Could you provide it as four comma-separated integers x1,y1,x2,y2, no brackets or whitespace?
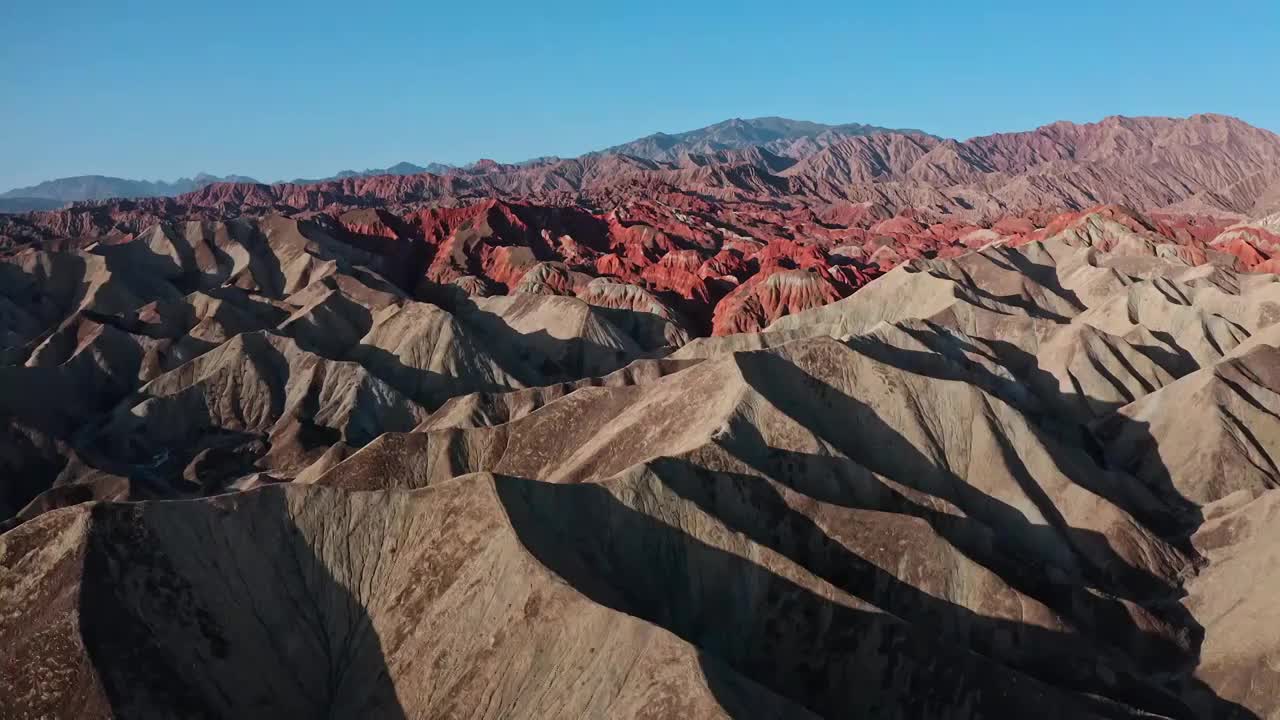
4,114,1280,719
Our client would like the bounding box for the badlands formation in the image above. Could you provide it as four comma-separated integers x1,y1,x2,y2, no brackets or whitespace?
2,114,1280,718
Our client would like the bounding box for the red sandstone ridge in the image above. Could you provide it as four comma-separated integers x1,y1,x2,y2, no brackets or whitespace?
4,198,1278,338
1208,212,1280,270
3,114,1280,336
712,268,843,335
15,114,1270,227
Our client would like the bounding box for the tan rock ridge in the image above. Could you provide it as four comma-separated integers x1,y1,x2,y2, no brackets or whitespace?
4,117,1280,717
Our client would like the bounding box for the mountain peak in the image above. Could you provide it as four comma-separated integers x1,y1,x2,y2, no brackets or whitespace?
599,116,929,163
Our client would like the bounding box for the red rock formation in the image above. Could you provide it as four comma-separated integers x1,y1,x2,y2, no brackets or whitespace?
711,268,845,335
7,115,1280,337
20,114,1266,228
640,265,711,304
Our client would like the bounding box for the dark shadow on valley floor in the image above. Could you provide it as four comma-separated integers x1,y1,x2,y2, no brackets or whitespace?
496,473,1211,719
79,487,407,719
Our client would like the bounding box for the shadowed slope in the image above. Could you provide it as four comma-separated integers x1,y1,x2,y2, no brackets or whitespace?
3,187,1280,718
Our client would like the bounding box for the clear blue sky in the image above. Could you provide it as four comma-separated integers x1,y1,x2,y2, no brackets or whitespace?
2,0,1278,190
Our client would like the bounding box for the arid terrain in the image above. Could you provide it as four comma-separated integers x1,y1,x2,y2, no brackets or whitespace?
3,114,1280,719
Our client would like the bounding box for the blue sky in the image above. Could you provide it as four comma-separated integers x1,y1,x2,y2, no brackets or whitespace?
2,0,1277,190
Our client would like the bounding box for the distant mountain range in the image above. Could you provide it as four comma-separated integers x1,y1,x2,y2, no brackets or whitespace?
149,114,1280,220
0,165,475,213
0,117,930,208
284,161,457,185
597,116,933,162
5,114,1275,217
0,173,259,212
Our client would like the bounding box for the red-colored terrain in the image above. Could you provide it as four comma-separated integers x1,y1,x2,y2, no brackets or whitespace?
1,112,1279,339
5,113,1279,337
